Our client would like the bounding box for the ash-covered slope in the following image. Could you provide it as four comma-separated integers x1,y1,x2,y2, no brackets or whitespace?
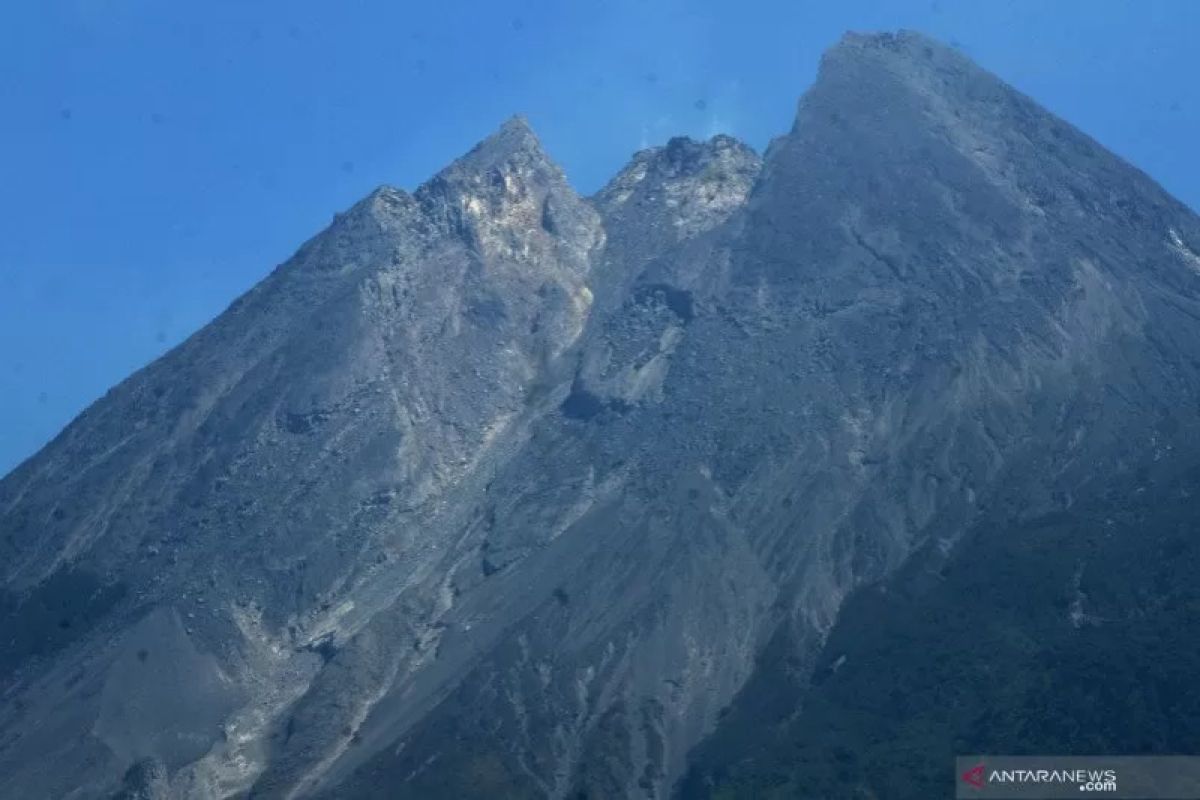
3,29,1200,800
678,32,1200,799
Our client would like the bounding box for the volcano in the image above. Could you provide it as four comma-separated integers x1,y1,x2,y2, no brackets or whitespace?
3,30,1200,800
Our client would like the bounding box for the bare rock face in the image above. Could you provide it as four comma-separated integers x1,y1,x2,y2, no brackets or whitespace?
112,758,171,800
593,134,761,254
3,30,1200,800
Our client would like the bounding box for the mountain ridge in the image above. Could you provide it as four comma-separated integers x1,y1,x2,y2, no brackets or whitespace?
3,30,1200,800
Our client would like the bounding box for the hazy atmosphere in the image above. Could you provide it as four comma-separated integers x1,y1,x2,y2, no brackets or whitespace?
2,0,1198,476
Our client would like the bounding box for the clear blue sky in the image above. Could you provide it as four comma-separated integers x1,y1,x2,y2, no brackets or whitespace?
2,0,1198,476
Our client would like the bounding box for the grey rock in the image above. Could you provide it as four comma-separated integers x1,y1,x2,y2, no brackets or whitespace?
111,758,171,800
2,29,1200,800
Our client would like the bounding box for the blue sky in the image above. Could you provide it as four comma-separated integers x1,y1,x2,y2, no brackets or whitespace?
2,0,1198,476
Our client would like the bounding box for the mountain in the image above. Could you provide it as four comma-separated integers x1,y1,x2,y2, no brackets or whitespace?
4,29,1200,800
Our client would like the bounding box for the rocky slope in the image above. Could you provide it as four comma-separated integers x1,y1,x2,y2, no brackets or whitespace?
3,30,1200,800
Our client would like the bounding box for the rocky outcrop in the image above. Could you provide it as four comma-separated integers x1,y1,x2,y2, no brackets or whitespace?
2,30,1200,800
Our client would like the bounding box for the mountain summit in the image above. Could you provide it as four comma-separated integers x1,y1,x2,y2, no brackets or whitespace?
3,31,1200,800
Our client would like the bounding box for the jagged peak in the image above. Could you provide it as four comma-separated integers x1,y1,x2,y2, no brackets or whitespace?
784,28,1051,179
607,134,757,181
496,113,536,139
803,28,997,118
830,29,958,58
593,133,761,233
411,115,601,266
413,114,573,218
657,134,758,174
818,29,977,77
422,114,560,190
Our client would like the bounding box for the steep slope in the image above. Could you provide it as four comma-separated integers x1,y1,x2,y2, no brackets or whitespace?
680,453,1200,799
679,30,1200,798
315,30,1200,800
2,29,1200,800
0,116,605,799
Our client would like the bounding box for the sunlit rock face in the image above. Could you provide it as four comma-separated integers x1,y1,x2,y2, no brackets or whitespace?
594,134,761,242
3,30,1200,800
